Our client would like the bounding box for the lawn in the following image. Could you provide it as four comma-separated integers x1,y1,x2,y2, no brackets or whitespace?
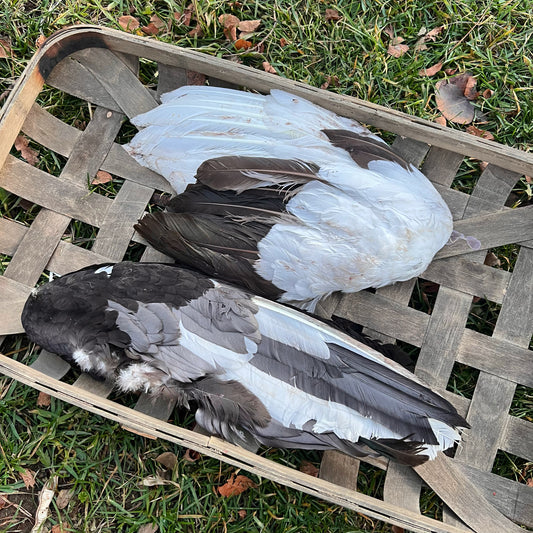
1,1,532,532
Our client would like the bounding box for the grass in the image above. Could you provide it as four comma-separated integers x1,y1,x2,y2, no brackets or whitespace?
1,0,533,532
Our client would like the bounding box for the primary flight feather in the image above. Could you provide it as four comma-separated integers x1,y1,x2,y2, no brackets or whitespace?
22,262,468,466
125,86,453,311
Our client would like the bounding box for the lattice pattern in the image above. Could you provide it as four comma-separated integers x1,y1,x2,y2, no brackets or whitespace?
0,27,532,533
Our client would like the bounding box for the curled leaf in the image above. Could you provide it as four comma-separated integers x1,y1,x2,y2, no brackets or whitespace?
419,61,442,77
262,61,277,74
118,15,140,32
234,39,253,50
388,37,409,58
466,125,494,140
91,170,112,185
156,451,178,470
238,19,261,32
37,391,51,407
218,474,256,498
435,72,479,124
14,135,39,166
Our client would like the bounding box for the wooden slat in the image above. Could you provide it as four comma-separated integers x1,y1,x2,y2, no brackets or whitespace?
415,287,471,388
435,204,533,259
0,277,32,335
391,136,429,166
318,451,359,491
91,181,153,260
3,209,70,286
502,417,533,461
383,464,424,515
29,351,71,380
456,330,533,387
73,374,114,396
59,105,124,187
46,241,111,275
422,147,465,187
0,218,27,256
422,256,510,304
156,63,187,100
46,50,124,111
335,291,429,347
73,47,158,119
1,156,111,227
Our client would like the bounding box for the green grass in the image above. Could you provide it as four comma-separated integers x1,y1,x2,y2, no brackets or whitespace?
1,1,533,532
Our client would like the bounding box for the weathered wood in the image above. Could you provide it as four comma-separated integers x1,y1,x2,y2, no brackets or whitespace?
422,147,465,187
415,286,471,388
74,47,158,118
319,451,358,491
391,136,429,166
383,464,423,514
46,52,124,111
1,156,111,227
0,218,27,256
156,63,187,99
436,204,533,259
46,241,110,276
503,416,533,461
73,374,114,396
0,276,32,335
91,181,153,260
59,105,124,187
29,351,71,380
422,256,510,304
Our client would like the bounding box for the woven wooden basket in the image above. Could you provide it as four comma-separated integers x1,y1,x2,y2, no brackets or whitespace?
1,26,532,533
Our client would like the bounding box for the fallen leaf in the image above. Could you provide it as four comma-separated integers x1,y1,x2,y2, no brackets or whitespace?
392,526,405,533
413,39,428,52
51,524,71,533
238,19,261,32
56,488,75,510
183,448,201,462
484,251,501,268
527,478,533,487
525,175,532,183
262,61,277,74
36,35,47,48
435,72,478,124
388,37,409,58
324,9,342,22
141,474,178,487
434,115,447,126
156,451,178,470
187,71,206,86
14,135,39,166
444,68,457,75
482,88,494,99
0,38,12,58
219,14,239,40
300,461,319,477
419,61,443,77
425,26,444,41
320,74,339,90
91,170,112,185
21,469,36,489
33,476,58,532
279,37,288,47
466,125,494,140
118,15,140,32
37,392,51,407
188,24,204,38
238,509,247,519
143,14,167,35
234,38,253,50
218,474,256,498
138,524,158,533
383,25,395,39
0,494,8,510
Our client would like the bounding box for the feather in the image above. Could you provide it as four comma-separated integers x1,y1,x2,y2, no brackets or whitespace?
22,262,469,466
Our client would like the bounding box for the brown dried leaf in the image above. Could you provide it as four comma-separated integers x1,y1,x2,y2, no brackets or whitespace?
300,461,319,477
479,161,488,172
383,25,395,39
0,38,12,58
174,8,192,26
425,26,444,40
156,451,178,470
37,391,51,407
238,19,261,32
142,14,166,35
388,38,409,58
238,509,247,519
138,525,158,533
463,75,478,100
391,526,405,533
224,25,238,41
527,478,533,487
14,135,39,166
414,39,428,52
36,35,47,49
56,488,75,510
0,494,8,510
466,125,494,140
434,115,447,126
219,13,240,28
21,469,36,489
435,73,477,124
324,8,342,22
183,448,201,462
320,75,339,90
188,24,204,38
187,71,206,86
262,61,277,74
482,88,494,99
234,38,253,50
444,68,457,75
279,37,288,47
91,170,113,185
484,251,501,268
118,15,140,32
419,61,442,77
218,474,256,498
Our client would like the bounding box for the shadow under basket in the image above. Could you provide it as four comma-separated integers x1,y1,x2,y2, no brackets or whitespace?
1,25,533,533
